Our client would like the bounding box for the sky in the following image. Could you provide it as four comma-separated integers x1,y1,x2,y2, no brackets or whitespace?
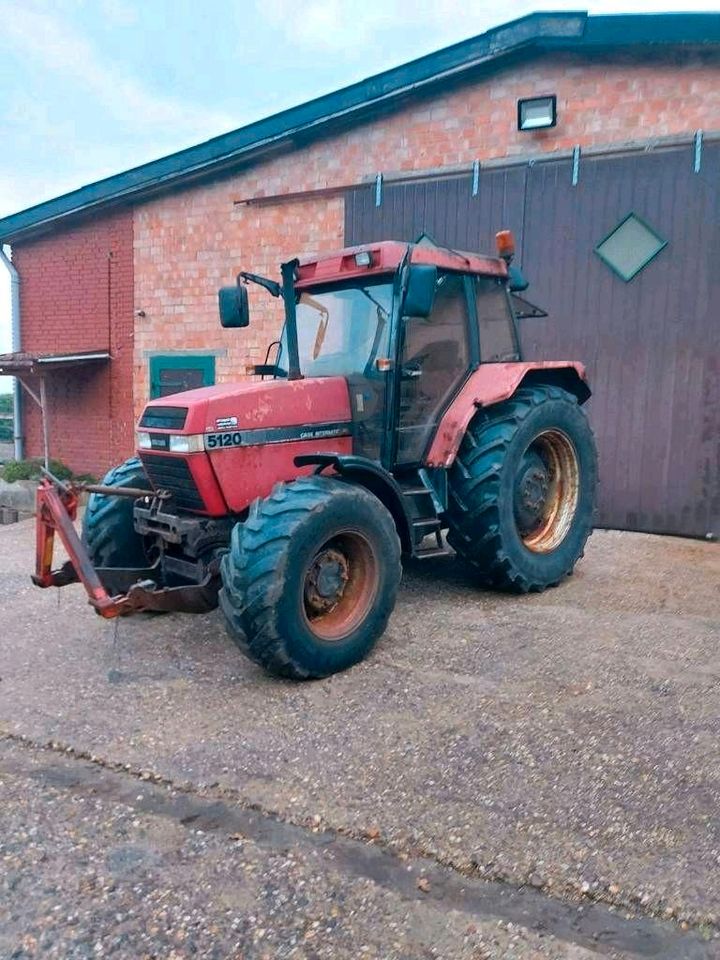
0,0,718,394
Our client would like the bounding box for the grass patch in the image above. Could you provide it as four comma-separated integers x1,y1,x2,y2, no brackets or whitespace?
2,458,74,483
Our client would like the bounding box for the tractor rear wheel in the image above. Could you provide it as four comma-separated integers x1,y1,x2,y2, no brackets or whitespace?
219,476,402,679
82,457,151,568
446,385,597,592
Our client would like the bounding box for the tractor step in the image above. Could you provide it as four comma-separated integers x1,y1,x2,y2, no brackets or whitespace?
414,543,452,559
411,517,442,529
413,529,451,559
399,474,446,552
410,517,442,549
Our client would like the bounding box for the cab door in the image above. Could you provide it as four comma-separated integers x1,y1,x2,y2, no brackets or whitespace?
394,272,473,466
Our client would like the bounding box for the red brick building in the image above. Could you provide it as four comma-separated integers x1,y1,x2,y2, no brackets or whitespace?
1,12,718,536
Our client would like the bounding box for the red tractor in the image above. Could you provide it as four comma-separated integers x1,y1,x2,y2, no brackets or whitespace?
34,233,597,678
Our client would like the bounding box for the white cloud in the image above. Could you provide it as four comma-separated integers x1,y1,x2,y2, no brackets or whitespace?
98,0,139,27
1,1,236,138
257,0,720,57
0,169,112,220
256,0,502,55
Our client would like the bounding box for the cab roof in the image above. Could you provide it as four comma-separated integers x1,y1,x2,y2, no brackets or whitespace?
295,240,507,289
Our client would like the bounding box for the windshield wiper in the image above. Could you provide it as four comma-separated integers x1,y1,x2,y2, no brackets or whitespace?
358,287,389,317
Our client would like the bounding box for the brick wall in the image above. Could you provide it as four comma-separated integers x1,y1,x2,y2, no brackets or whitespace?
133,49,720,412
13,209,134,475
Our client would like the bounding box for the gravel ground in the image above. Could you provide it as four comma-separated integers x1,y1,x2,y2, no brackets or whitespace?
1,518,718,958
1,737,648,960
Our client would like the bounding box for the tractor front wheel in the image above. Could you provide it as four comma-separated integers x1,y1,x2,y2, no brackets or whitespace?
82,457,151,568
219,476,401,679
446,385,597,592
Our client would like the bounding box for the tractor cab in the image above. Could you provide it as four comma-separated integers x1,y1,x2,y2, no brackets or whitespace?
221,235,532,470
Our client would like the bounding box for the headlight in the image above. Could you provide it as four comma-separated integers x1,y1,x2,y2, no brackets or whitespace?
136,431,152,449
168,434,205,454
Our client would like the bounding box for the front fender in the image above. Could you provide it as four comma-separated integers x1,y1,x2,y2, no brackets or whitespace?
294,454,414,554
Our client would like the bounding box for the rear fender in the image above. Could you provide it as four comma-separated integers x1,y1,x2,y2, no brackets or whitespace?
425,361,590,469
294,454,414,555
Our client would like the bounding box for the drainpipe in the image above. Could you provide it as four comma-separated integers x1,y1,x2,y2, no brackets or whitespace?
0,244,23,461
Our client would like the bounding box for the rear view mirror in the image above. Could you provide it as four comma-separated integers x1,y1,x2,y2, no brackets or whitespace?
507,264,529,292
404,264,437,317
218,278,250,328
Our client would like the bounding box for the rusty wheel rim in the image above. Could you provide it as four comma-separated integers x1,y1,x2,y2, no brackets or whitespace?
302,530,378,641
513,429,580,553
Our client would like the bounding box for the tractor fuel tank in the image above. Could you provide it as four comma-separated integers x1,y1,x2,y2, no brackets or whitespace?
137,377,353,516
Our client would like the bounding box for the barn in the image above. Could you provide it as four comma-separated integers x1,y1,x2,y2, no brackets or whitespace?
0,11,718,538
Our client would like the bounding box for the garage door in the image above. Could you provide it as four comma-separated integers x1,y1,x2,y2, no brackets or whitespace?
345,142,720,539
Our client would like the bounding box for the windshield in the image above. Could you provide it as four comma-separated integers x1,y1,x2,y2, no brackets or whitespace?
278,281,393,378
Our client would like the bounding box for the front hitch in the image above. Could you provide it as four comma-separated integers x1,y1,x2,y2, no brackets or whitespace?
32,477,124,618
32,476,221,618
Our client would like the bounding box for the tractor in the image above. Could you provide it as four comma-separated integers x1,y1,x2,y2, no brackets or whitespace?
33,232,597,679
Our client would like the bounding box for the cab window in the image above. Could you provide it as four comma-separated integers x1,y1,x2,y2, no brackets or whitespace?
280,282,393,378
475,277,519,362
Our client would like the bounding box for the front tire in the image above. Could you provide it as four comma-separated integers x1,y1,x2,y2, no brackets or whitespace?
82,457,151,568
446,385,597,592
219,476,402,679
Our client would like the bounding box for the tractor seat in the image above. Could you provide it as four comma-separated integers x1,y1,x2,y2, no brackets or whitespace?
415,338,462,404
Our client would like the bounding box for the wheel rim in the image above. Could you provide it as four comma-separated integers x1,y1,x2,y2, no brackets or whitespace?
302,530,379,641
513,429,580,553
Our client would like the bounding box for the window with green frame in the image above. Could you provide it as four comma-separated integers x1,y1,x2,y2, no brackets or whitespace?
149,355,215,399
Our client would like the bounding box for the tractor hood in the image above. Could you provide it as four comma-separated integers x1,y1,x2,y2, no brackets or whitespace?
137,377,353,515
140,376,352,436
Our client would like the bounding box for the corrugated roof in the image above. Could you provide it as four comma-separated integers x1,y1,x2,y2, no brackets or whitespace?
1,11,719,243
0,351,110,374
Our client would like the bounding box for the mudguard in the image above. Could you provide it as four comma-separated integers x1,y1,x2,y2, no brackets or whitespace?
425,361,590,469
295,453,415,554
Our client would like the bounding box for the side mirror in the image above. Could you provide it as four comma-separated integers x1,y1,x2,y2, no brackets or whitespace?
507,264,529,292
404,264,437,317
218,278,250,328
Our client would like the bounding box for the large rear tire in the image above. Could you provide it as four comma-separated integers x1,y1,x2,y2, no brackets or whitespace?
219,476,402,679
82,457,151,568
446,385,597,592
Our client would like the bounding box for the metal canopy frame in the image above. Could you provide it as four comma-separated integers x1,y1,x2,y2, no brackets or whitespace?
0,351,110,468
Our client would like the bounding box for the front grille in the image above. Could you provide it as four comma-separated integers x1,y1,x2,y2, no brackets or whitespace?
139,406,188,430
140,454,205,511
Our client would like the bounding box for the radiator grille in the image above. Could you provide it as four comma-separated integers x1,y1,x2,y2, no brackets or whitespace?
140,454,205,511
139,406,188,430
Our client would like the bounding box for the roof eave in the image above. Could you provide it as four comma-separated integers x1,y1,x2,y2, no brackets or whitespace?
0,12,588,243
2,10,720,243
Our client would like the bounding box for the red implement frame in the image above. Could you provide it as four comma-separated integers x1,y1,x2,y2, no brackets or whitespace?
32,478,222,617
32,479,124,618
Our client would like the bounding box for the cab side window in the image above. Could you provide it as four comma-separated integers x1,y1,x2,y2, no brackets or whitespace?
475,277,519,362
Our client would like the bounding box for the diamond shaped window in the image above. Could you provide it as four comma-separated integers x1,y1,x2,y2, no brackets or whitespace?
595,213,668,282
